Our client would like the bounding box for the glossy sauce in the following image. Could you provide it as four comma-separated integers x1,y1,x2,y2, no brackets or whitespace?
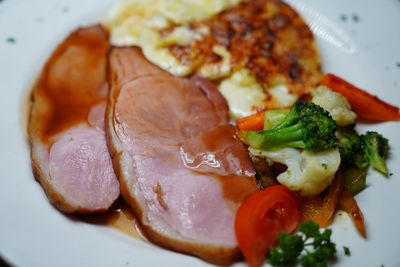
29,25,258,242
28,25,147,240
76,198,147,241
181,124,258,203
31,25,110,142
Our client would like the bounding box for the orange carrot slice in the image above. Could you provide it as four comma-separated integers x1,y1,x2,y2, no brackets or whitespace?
320,74,400,121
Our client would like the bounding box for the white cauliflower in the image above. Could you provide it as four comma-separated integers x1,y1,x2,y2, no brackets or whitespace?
250,147,341,196
311,86,356,127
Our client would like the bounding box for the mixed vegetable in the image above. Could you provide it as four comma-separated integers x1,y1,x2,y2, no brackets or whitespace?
242,101,337,152
234,73,398,266
235,185,301,267
267,221,340,267
320,74,400,122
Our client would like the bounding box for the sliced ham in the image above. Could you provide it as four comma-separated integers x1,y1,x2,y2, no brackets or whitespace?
28,25,119,213
106,47,258,265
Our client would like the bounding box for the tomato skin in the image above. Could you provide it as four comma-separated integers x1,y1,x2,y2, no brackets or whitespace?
235,185,301,267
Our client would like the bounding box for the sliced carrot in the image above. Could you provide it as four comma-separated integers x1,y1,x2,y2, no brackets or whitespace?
236,106,291,131
338,191,366,237
301,173,343,227
320,73,400,121
236,111,265,131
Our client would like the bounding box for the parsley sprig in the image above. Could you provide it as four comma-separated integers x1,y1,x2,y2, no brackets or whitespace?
267,221,345,267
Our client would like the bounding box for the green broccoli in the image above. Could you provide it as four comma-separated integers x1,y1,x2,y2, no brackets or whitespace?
263,109,289,130
245,102,337,152
336,128,362,169
335,128,367,195
336,130,389,190
359,131,389,175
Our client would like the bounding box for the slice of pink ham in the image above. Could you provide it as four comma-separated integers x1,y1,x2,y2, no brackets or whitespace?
28,25,119,213
106,47,258,265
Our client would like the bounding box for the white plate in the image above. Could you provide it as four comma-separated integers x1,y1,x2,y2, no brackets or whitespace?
0,0,399,266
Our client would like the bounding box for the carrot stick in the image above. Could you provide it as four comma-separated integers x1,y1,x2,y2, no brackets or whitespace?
320,74,400,121
338,191,366,237
236,111,265,131
301,173,343,228
236,106,291,131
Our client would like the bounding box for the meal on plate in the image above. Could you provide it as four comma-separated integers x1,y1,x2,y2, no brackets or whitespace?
27,0,400,266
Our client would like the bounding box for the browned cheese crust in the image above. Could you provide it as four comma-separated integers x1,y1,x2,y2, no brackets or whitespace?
164,0,322,102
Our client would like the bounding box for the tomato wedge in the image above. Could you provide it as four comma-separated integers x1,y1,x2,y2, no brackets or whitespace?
320,73,400,121
235,185,301,267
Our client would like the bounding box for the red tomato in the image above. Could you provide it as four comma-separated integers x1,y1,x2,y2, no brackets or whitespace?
235,185,301,267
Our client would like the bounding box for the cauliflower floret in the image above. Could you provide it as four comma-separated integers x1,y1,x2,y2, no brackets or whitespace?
250,147,341,196
311,85,356,127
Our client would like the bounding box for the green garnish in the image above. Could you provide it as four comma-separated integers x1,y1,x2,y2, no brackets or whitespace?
343,246,351,256
6,37,16,43
267,222,340,267
352,14,360,23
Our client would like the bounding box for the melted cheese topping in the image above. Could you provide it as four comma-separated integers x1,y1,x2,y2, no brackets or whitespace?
198,45,232,80
104,0,242,76
163,0,244,24
219,69,265,120
268,85,298,108
105,0,302,120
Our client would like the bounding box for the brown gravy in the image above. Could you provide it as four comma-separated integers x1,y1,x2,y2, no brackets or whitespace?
31,25,110,143
26,25,146,241
181,124,258,203
76,198,147,241
27,25,257,244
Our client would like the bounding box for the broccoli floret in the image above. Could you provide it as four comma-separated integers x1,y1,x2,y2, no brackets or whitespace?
360,131,389,175
263,109,289,130
336,128,362,169
245,102,337,152
336,129,390,176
